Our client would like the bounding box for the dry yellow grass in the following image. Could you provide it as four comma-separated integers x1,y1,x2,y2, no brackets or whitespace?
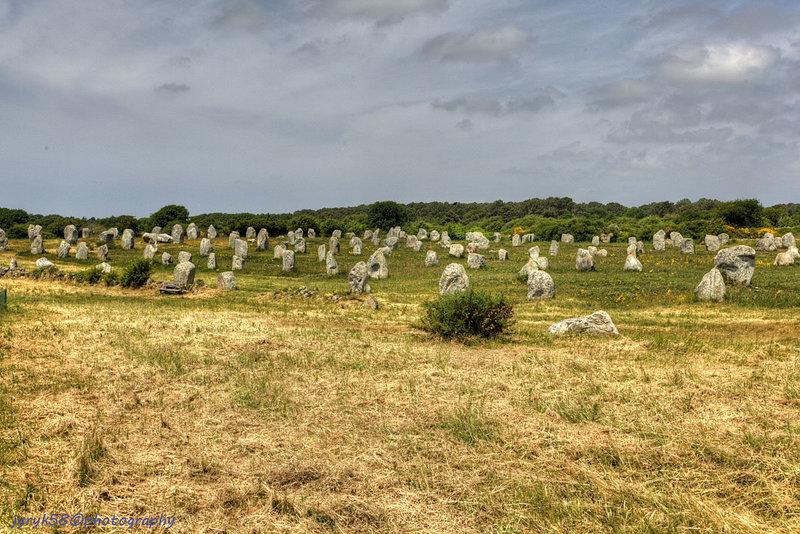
2,239,800,533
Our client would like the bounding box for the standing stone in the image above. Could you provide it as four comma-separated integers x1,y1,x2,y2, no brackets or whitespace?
576,249,594,271
550,241,559,256
246,227,256,239
528,246,540,258
636,241,644,254
439,263,469,296
162,252,174,265
512,234,522,247
121,229,135,250
591,236,600,246
696,268,725,302
64,225,78,245
467,253,485,269
307,228,316,238
318,244,326,261
781,233,796,249
561,234,574,243
332,229,342,239
425,250,439,266
518,259,539,276
35,258,55,269
274,244,285,260
417,228,428,240
774,251,794,266
627,243,637,255
217,271,236,290
601,233,613,243
76,242,89,259
287,230,296,245
152,226,162,234
186,223,199,240
522,233,535,244
82,228,91,239
680,238,695,254
756,234,776,251
95,262,112,274
325,251,338,275
527,271,555,300
0,229,7,251
108,228,119,239
367,250,388,279
714,246,755,285
534,256,549,270
232,255,244,270
295,228,304,239
704,235,720,252
449,244,465,258
173,262,196,286
348,262,371,294
718,233,729,246
628,236,637,245
384,236,399,250
372,230,381,247
178,251,192,264
28,224,42,240
595,249,608,257
353,243,363,255
295,237,306,253
653,230,666,251
364,230,373,240
56,241,70,258
670,232,683,247
406,235,419,249
257,229,269,250
228,231,240,249
624,253,642,272
431,230,441,241
9,256,17,269
207,253,217,269
498,249,508,261
440,232,451,247
200,238,213,256
234,238,249,259
588,246,598,256
96,244,108,261
329,236,340,254
547,311,618,336
171,224,184,244
470,233,491,250
99,231,114,244
144,244,157,260
282,250,295,271
207,225,217,239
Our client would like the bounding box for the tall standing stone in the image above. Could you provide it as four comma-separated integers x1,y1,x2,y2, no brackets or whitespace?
174,262,196,286
295,237,306,253
282,249,295,271
64,225,78,245
549,241,559,256
653,230,666,251
187,223,199,240
367,250,388,279
97,244,108,261
329,236,340,254
31,235,44,254
207,253,217,269
318,244,326,261
82,227,91,239
122,229,135,250
257,229,269,250
228,231,240,249
246,227,256,239
232,255,244,270
527,271,555,300
696,268,725,302
200,238,213,256
171,224,184,244
704,235,720,252
76,242,89,259
57,241,71,258
207,225,217,239
144,244,157,260
274,244,285,260
287,230,296,245
439,264,469,296
234,238,249,259
0,229,7,250
348,262,371,294
325,251,338,275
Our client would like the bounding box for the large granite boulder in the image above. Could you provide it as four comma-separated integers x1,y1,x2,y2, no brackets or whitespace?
704,235,720,252
425,250,438,267
575,249,594,271
173,262,196,286
439,263,469,296
653,230,666,251
217,271,236,290
64,225,79,245
348,262,371,294
56,241,71,258
367,250,388,279
527,271,555,300
714,246,755,285
200,238,213,256
547,311,618,336
696,268,725,302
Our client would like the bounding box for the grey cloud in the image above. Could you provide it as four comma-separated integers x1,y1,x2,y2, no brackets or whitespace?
635,4,720,30
608,123,733,145
155,83,190,94
211,1,271,32
432,95,554,115
654,43,778,85
588,78,654,109
421,27,535,63
309,0,447,21
456,119,473,131
711,2,800,39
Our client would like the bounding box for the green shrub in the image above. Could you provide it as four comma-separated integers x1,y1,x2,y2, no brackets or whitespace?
421,289,514,339
120,259,152,288
74,268,103,284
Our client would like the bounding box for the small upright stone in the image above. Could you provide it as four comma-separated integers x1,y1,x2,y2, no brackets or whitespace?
680,238,695,254
512,234,522,247
307,228,316,238
295,236,306,253
296,228,304,239
782,233,795,249
287,230,296,245
329,236,340,254
696,268,725,302
325,251,338,275
317,244,327,261
704,235,720,252
575,249,594,271
97,244,108,261
363,294,379,310
467,253,485,269
186,223,199,240
207,253,217,269
178,251,192,264
498,249,508,261
217,271,236,290
425,250,439,266
121,229,135,250
246,227,256,239
228,231,240,249
718,233,729,246
144,244,157,260
257,229,269,250
57,241,71,258
64,225,78,245
31,235,44,254
171,224,185,244
367,250,388,279
274,244,285,260
9,256,17,269
561,234,574,243
549,241,559,256
430,230,440,241
82,227,91,239
76,242,89,259
162,252,174,265
670,232,683,247
282,249,295,271
173,262,196,286
200,238,213,256
440,232,451,246
439,263,469,296
624,253,642,272
348,262,371,294
528,246,540,258
232,255,244,270
234,238,249,259
527,271,555,300
591,236,600,246
207,225,217,239
653,230,666,251
449,244,465,258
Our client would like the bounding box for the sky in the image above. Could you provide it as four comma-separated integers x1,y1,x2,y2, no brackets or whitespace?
1,0,799,218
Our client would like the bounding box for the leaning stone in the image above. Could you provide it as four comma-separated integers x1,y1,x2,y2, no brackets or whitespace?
207,225,217,239
76,242,89,259
57,241,71,258
527,271,555,300
217,271,236,290
576,249,594,271
549,241,559,256
653,230,666,251
561,234,574,243
439,263,469,296
207,253,217,269
705,235,720,252
178,251,192,264
467,253,485,269
64,225,78,245
449,244,465,258
274,244,285,260
174,262,196,286
35,258,55,269
425,250,439,266
547,311,618,336
714,246,755,285
31,235,44,254
349,262,371,294
498,249,508,261
326,251,338,275
234,238,249,259
680,239,695,254
162,252,174,265
624,254,642,272
696,268,725,302
282,250,295,271
122,229,135,250
294,237,306,253
200,238,213,256
171,224,184,244
97,245,108,261
144,244,157,260
367,250,388,279
256,229,269,250
186,223,199,240
232,255,244,271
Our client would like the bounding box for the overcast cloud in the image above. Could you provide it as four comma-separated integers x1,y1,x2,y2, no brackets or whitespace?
1,0,798,217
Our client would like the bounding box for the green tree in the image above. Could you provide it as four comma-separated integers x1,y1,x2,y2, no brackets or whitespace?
716,199,763,228
366,201,410,230
149,205,189,228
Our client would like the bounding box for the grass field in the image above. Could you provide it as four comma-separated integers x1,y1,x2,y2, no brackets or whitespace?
1,234,799,533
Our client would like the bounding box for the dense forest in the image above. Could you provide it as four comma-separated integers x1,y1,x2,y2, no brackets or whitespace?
1,198,798,243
